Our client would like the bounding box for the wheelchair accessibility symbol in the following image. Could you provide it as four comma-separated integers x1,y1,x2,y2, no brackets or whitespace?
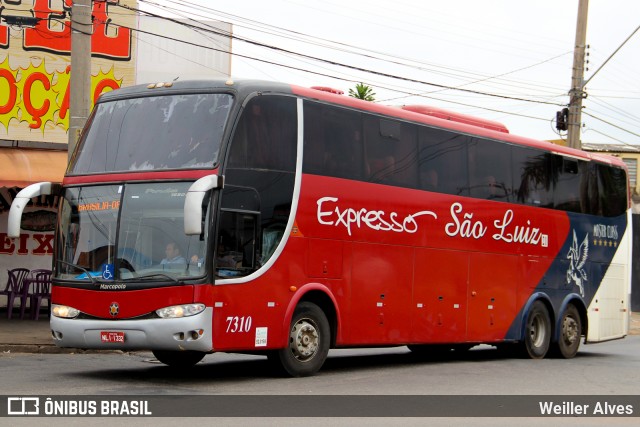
102,264,114,281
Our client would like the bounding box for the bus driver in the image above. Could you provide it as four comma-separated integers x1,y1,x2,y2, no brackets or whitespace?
160,242,186,265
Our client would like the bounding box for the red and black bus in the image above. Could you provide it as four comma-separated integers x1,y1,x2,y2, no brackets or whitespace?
9,79,632,376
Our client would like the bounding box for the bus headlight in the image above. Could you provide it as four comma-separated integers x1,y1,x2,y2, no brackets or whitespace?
156,303,205,319
52,304,80,319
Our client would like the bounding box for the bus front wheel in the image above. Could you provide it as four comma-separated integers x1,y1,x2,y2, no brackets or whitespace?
152,350,205,368
271,302,330,377
521,301,551,359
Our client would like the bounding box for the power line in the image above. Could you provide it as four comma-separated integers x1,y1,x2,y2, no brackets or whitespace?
583,111,640,139
382,51,572,102
586,128,635,146
113,2,565,107
588,97,640,128
141,0,571,95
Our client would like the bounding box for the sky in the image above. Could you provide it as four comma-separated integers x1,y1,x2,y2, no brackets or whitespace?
139,0,640,146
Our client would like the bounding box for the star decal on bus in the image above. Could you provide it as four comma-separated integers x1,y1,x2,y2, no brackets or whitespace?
109,302,120,317
566,230,589,297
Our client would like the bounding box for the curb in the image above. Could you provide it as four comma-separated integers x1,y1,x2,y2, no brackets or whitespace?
0,344,128,355
1,344,78,354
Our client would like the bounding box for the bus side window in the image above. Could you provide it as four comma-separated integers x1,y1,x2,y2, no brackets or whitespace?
261,223,286,265
468,138,511,201
224,95,298,274
363,116,417,187
598,164,627,217
303,101,364,181
514,148,553,208
554,156,584,213
418,127,469,196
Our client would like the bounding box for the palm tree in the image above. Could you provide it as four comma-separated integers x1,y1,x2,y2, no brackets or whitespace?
348,83,376,101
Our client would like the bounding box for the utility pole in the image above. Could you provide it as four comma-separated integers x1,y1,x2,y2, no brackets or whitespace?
68,0,93,161
567,0,589,150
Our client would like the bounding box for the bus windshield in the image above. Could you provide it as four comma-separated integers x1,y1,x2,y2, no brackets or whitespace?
71,93,233,174
56,182,209,282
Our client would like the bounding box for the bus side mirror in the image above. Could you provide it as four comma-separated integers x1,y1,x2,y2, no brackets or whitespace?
8,182,60,238
184,174,223,235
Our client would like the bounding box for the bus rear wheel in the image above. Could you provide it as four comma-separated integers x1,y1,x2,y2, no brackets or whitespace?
521,301,551,359
551,304,582,359
271,302,330,377
152,350,205,368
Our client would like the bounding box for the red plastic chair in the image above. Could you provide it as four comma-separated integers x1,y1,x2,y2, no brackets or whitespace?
5,268,30,319
29,270,52,320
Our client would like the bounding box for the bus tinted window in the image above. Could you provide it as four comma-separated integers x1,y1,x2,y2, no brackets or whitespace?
598,164,627,217
513,148,553,208
417,127,468,196
554,156,586,213
72,93,233,173
228,95,297,171
303,102,364,181
224,95,298,275
468,138,511,201
581,162,600,215
363,116,418,187
301,99,628,218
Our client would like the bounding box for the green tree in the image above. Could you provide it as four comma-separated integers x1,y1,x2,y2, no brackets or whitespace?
348,83,376,101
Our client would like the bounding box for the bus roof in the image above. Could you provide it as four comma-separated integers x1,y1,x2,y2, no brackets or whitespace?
292,84,627,170
400,105,510,134
96,79,627,170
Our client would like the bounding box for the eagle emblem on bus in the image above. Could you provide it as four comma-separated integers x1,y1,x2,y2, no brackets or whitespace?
566,230,588,297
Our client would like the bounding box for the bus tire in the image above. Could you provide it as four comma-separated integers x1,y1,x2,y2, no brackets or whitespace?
550,304,582,359
521,301,551,359
152,350,205,368
272,302,330,377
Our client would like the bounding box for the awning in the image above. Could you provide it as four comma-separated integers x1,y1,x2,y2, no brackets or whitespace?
0,147,68,188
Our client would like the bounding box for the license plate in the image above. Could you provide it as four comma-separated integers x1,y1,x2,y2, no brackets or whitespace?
100,331,125,343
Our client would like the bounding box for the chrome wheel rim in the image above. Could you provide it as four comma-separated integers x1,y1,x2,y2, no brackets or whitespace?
562,315,579,345
290,318,319,361
529,313,547,348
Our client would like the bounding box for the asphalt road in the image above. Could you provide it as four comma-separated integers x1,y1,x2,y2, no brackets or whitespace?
2,336,639,426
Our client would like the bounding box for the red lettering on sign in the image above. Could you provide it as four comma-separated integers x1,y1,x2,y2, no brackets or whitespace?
93,1,132,60
0,233,55,255
0,234,16,255
17,234,30,255
59,65,71,120
0,24,8,48
0,69,17,114
32,234,54,255
23,72,51,129
94,78,120,102
0,61,122,131
21,0,132,59
24,0,72,54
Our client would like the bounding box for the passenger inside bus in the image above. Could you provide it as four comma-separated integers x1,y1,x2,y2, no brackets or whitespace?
368,155,395,183
160,242,186,265
482,175,508,200
216,242,240,268
261,223,286,265
420,169,439,192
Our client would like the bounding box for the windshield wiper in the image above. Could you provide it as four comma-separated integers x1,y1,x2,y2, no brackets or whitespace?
57,260,98,285
130,273,182,285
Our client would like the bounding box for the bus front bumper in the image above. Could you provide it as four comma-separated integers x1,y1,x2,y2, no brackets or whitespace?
50,307,213,352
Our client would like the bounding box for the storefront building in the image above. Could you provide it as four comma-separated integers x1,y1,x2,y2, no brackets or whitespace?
0,0,138,302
